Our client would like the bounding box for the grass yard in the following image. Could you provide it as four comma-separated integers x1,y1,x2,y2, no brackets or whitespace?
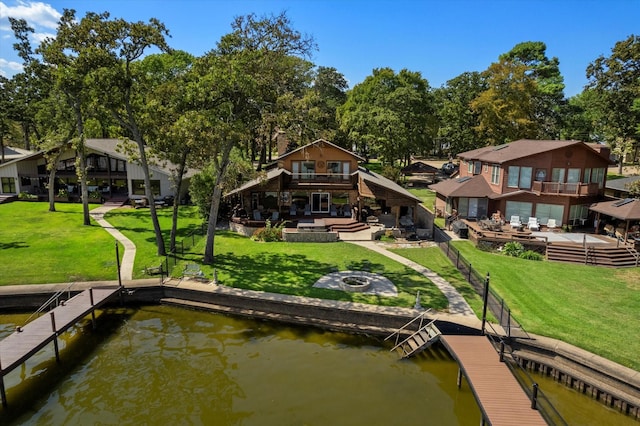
452,241,640,371
0,202,120,285
157,231,449,309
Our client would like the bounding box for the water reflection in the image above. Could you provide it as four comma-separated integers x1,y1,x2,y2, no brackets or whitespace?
1,306,481,425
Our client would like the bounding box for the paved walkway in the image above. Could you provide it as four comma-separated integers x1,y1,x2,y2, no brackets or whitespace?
349,241,475,316
89,204,136,280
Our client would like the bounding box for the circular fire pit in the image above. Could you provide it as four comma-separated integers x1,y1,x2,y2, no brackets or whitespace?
340,276,371,293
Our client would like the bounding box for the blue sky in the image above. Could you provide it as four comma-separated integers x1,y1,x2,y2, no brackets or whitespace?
1,0,638,97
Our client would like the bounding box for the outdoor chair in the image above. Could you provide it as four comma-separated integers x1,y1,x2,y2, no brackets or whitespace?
547,219,557,230
270,211,279,221
304,204,311,216
289,204,297,216
527,217,540,231
604,223,615,237
253,210,262,221
330,204,338,217
509,215,522,228
343,204,351,217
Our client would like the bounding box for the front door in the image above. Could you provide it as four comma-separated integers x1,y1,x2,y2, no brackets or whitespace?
311,192,330,213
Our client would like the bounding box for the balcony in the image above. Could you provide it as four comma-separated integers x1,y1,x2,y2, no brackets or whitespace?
531,181,600,196
291,173,351,182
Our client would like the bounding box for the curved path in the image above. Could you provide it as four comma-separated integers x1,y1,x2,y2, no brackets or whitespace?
348,241,475,316
89,205,136,280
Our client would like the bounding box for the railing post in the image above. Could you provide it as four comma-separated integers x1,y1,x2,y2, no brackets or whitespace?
0,357,6,408
507,309,512,338
481,273,490,335
531,383,539,409
50,312,60,363
468,264,471,281
456,250,460,268
447,240,450,255
499,341,505,362
89,288,96,330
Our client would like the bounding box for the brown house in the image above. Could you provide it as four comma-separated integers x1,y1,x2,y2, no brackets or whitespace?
226,139,420,226
429,139,613,227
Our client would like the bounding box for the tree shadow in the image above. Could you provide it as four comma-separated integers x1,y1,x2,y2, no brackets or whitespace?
0,241,29,250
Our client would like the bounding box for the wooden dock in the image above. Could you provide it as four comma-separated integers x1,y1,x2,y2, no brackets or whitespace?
0,287,120,407
441,335,547,426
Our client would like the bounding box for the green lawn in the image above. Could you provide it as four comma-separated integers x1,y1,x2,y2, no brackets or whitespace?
451,241,640,370
0,202,120,284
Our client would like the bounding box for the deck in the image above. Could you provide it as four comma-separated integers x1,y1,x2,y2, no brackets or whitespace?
441,335,547,426
0,287,120,407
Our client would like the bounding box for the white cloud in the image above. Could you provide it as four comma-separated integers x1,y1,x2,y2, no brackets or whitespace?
32,30,53,43
0,1,61,30
0,57,23,73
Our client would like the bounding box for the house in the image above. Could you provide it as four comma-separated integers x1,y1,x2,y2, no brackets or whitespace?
0,139,190,203
605,175,640,199
225,139,421,227
429,139,613,227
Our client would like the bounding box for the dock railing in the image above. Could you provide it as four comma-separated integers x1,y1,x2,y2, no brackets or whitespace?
20,282,77,328
433,226,531,339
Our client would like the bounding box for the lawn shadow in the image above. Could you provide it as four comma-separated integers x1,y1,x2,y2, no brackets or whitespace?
0,241,29,250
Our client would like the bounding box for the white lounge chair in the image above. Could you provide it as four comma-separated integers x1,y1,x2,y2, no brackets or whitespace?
547,219,557,230
527,217,540,231
509,215,522,228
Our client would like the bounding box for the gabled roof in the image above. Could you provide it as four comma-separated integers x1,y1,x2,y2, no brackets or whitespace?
225,168,289,196
590,198,640,221
358,167,422,202
429,175,496,198
276,139,365,162
457,139,606,164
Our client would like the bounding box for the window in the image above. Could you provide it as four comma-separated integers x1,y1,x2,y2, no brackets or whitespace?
473,161,482,175
569,204,589,224
551,168,565,183
507,166,532,189
457,197,488,219
567,168,580,183
505,201,532,221
535,203,565,226
591,168,605,188
519,167,532,189
491,165,500,185
507,166,520,187
1,177,16,193
131,179,160,196
535,169,547,181
583,168,591,184
327,161,349,180
292,161,315,179
467,161,473,174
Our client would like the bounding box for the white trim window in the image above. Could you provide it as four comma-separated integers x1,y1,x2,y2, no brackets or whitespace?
491,165,500,185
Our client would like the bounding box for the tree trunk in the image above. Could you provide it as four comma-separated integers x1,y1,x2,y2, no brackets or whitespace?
169,149,189,253
48,166,57,212
73,104,91,226
203,141,234,265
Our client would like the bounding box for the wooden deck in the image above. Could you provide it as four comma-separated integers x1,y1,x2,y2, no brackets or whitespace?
440,335,547,426
0,287,120,407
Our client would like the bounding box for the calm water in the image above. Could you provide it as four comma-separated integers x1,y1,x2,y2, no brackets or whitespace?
0,306,636,425
0,306,482,425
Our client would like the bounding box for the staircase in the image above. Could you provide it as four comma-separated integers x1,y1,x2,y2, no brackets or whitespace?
328,221,370,233
385,310,442,359
0,194,17,204
547,243,639,268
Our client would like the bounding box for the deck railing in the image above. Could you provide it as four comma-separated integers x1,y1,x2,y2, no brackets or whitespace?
531,181,599,196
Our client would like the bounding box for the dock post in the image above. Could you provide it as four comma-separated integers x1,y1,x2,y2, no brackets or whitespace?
50,312,60,363
531,383,539,409
481,273,490,335
115,240,124,306
457,368,462,388
89,288,96,330
0,357,7,408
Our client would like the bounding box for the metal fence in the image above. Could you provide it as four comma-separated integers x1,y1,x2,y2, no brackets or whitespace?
433,226,530,339
144,223,208,281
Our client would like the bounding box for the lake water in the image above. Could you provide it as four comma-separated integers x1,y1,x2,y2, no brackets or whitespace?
0,306,635,425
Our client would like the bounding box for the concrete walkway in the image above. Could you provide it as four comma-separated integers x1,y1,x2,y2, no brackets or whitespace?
348,240,475,317
89,204,136,281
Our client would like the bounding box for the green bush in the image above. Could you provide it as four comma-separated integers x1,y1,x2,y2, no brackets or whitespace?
502,241,524,257
18,192,37,200
251,219,285,242
519,250,543,261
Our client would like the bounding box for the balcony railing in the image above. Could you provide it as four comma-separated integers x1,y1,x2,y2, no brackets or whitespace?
291,173,351,182
531,181,600,196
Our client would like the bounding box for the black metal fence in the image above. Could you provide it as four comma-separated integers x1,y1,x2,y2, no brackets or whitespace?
143,223,208,281
433,226,530,339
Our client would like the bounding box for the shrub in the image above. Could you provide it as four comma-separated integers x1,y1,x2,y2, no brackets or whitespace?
18,192,37,200
502,241,524,257
251,219,285,242
519,250,543,261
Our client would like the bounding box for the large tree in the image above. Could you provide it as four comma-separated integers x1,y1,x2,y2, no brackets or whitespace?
337,67,434,165
184,12,315,264
435,71,487,155
586,34,640,172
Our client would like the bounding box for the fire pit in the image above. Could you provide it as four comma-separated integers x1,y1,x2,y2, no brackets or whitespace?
340,276,371,292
